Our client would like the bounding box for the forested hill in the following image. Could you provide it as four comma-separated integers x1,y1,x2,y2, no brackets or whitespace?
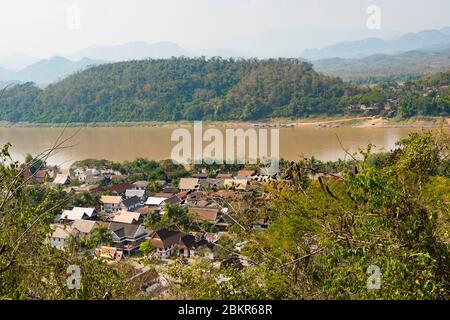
0,57,363,123
313,48,450,83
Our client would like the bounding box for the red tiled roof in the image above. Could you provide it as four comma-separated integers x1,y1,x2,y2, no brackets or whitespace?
155,192,175,198
175,191,190,199
136,207,159,214
188,207,219,224
150,229,184,249
237,170,256,177
108,183,133,194
35,170,48,179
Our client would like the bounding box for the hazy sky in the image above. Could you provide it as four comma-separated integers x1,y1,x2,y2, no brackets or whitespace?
0,0,449,58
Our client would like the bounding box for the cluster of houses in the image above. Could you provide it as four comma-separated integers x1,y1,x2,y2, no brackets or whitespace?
346,99,397,116
47,168,269,263
345,79,450,117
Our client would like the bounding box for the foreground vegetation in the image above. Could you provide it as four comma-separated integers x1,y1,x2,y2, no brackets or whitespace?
164,129,449,299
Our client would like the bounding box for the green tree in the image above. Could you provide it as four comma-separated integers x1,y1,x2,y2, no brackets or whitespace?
24,153,47,175
139,240,154,256
166,130,449,300
1,143,137,299
88,226,112,249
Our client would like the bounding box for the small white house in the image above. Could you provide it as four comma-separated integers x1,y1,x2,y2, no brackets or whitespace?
149,229,184,258
53,174,71,185
101,195,123,213
132,181,149,190
112,211,143,224
71,220,98,240
49,225,77,250
125,189,146,200
61,207,96,221
178,178,207,191
146,197,168,207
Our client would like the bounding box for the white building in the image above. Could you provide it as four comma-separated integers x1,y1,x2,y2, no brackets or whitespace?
49,225,77,250
61,207,96,221
125,189,146,200
101,195,123,213
146,197,168,207
149,229,184,258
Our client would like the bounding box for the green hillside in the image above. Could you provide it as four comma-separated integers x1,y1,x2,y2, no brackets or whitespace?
1,57,449,123
0,57,361,123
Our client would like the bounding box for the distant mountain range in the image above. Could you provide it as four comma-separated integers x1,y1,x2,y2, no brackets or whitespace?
0,41,188,86
0,80,20,90
313,45,450,82
0,57,106,87
0,53,40,70
67,41,187,61
302,27,450,60
2,27,450,86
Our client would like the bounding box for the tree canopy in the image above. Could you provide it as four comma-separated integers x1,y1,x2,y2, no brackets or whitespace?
0,58,363,123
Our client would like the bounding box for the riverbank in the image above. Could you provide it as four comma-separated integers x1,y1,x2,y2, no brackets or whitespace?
0,116,449,129
272,116,450,129
350,116,450,128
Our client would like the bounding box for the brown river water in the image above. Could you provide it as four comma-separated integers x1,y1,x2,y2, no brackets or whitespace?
0,125,434,169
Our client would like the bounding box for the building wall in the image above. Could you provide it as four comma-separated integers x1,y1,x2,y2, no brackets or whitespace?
102,203,120,212
50,237,66,250
156,245,175,258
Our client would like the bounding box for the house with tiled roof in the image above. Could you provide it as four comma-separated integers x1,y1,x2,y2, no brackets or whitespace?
101,195,123,213
162,187,179,194
107,183,134,196
178,178,207,191
154,192,176,198
148,229,184,258
146,196,168,207
34,170,49,184
175,191,190,200
163,195,182,206
120,196,141,211
53,174,71,185
188,207,220,225
136,207,161,215
71,220,98,238
236,170,256,179
22,163,50,185
176,233,219,259
61,207,97,221
213,190,246,200
146,195,181,210
99,221,148,254
177,234,197,258
125,189,146,200
207,178,225,189
132,180,150,190
49,224,78,250
94,246,124,261
112,211,143,224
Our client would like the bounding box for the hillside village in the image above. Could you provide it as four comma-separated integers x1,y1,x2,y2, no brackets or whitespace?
24,158,284,294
